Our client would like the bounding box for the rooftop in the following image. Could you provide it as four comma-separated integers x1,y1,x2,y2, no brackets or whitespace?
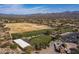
13,39,30,49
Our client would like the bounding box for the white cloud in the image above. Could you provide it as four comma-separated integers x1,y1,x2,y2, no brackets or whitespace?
0,5,51,14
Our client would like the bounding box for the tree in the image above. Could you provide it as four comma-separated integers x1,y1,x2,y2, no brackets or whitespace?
55,34,62,41
72,28,78,32
30,35,52,50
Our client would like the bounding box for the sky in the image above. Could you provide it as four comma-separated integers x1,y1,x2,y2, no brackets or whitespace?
0,4,79,15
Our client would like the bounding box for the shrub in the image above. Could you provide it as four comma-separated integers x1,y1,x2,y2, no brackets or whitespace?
11,33,22,39
10,44,17,49
24,46,33,54
30,35,52,50
11,29,53,39
44,30,52,35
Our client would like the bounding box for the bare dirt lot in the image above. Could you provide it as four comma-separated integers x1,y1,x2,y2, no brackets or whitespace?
6,23,51,33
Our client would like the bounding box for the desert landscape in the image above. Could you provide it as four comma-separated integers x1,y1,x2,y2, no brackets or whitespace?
0,4,79,54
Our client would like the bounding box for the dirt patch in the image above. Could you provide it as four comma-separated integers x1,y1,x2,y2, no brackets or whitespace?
6,23,51,33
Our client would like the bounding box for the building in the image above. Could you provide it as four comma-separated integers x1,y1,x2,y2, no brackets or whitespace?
61,32,79,43
13,39,31,49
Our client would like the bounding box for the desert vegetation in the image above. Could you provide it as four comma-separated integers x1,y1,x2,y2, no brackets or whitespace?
11,29,53,39
30,34,52,50
0,11,79,54
0,22,11,41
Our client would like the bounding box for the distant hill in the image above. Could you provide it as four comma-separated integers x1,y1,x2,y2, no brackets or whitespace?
0,11,79,25
0,11,79,17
